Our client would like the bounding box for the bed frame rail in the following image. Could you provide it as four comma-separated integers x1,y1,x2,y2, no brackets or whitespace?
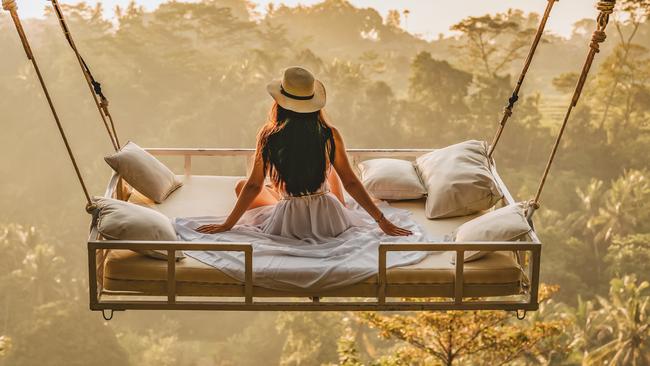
87,147,541,313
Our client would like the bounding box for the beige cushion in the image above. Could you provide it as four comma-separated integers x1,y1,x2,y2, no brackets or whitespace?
129,175,243,217
103,249,523,298
453,202,532,262
416,140,502,218
109,176,525,298
105,141,182,203
358,159,426,200
94,197,184,260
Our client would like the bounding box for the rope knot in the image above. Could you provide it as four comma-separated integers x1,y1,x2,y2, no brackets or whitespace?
596,0,615,14
527,200,540,211
85,202,98,214
2,0,17,11
91,80,103,95
508,93,519,108
590,30,607,52
503,107,513,118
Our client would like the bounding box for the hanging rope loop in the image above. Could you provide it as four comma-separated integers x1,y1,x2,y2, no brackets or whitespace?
102,309,114,321
515,310,527,320
532,0,616,207
488,0,558,157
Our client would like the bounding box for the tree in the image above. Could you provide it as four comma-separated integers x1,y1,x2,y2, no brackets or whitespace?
596,0,650,131
408,51,472,116
385,10,401,29
340,286,564,365
5,302,130,366
606,234,650,283
450,10,536,78
584,276,650,366
552,72,579,94
276,312,345,366
590,170,650,245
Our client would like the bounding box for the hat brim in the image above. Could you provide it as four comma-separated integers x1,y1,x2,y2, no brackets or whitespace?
266,79,326,113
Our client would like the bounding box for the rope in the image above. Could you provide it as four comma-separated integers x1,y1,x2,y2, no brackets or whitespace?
488,0,558,158
49,0,120,151
532,0,616,208
3,0,96,212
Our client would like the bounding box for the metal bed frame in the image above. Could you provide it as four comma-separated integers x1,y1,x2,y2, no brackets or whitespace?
87,148,541,316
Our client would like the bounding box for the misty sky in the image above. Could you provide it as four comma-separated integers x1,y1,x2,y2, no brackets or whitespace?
20,0,601,39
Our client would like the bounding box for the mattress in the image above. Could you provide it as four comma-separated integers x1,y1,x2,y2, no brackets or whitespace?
101,175,524,298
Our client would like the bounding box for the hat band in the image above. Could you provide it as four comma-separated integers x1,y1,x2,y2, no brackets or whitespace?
281,85,314,101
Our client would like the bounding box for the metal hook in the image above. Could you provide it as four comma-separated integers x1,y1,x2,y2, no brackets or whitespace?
102,309,114,321
515,310,527,320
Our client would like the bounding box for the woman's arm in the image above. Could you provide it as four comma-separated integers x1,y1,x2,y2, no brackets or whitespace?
330,127,412,236
196,142,266,234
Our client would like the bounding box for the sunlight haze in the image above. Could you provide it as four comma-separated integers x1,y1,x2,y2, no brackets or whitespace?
2,0,649,363
21,0,599,38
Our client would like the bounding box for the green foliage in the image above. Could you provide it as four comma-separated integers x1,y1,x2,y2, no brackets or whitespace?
213,313,285,366
584,276,650,366
276,312,345,366
450,10,536,77
336,286,564,366
408,51,472,115
552,72,579,94
4,302,129,366
1,0,649,364
539,170,650,301
334,325,364,366
606,234,650,282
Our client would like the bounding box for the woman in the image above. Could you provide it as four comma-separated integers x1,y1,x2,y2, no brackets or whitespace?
196,66,412,238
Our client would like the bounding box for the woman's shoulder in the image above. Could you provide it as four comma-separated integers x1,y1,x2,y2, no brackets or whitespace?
328,125,343,142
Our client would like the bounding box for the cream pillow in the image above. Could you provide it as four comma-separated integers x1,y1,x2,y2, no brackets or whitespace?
416,140,502,219
358,159,426,200
94,197,185,260
105,141,182,203
452,202,532,263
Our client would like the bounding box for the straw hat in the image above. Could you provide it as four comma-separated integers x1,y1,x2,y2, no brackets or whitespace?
267,66,326,113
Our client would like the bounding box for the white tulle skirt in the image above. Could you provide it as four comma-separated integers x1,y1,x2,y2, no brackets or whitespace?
173,193,434,291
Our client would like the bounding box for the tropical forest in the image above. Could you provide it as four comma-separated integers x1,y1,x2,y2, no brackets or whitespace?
0,0,649,365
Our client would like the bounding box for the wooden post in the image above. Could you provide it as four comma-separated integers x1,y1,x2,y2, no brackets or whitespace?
378,246,387,304
167,250,176,304
529,247,541,306
184,155,192,177
244,248,253,303
88,247,98,309
454,250,465,304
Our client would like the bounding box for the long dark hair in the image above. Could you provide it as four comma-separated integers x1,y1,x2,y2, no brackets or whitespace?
258,103,336,196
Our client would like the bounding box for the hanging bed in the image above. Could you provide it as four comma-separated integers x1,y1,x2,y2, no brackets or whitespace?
3,0,617,319
88,148,541,313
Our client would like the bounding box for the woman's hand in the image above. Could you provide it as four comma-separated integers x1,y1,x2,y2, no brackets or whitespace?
195,223,232,234
377,216,413,236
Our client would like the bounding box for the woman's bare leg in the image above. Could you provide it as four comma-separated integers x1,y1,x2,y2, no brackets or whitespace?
327,168,346,205
235,179,279,209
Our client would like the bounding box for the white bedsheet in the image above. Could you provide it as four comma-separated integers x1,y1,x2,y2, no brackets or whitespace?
173,198,438,291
